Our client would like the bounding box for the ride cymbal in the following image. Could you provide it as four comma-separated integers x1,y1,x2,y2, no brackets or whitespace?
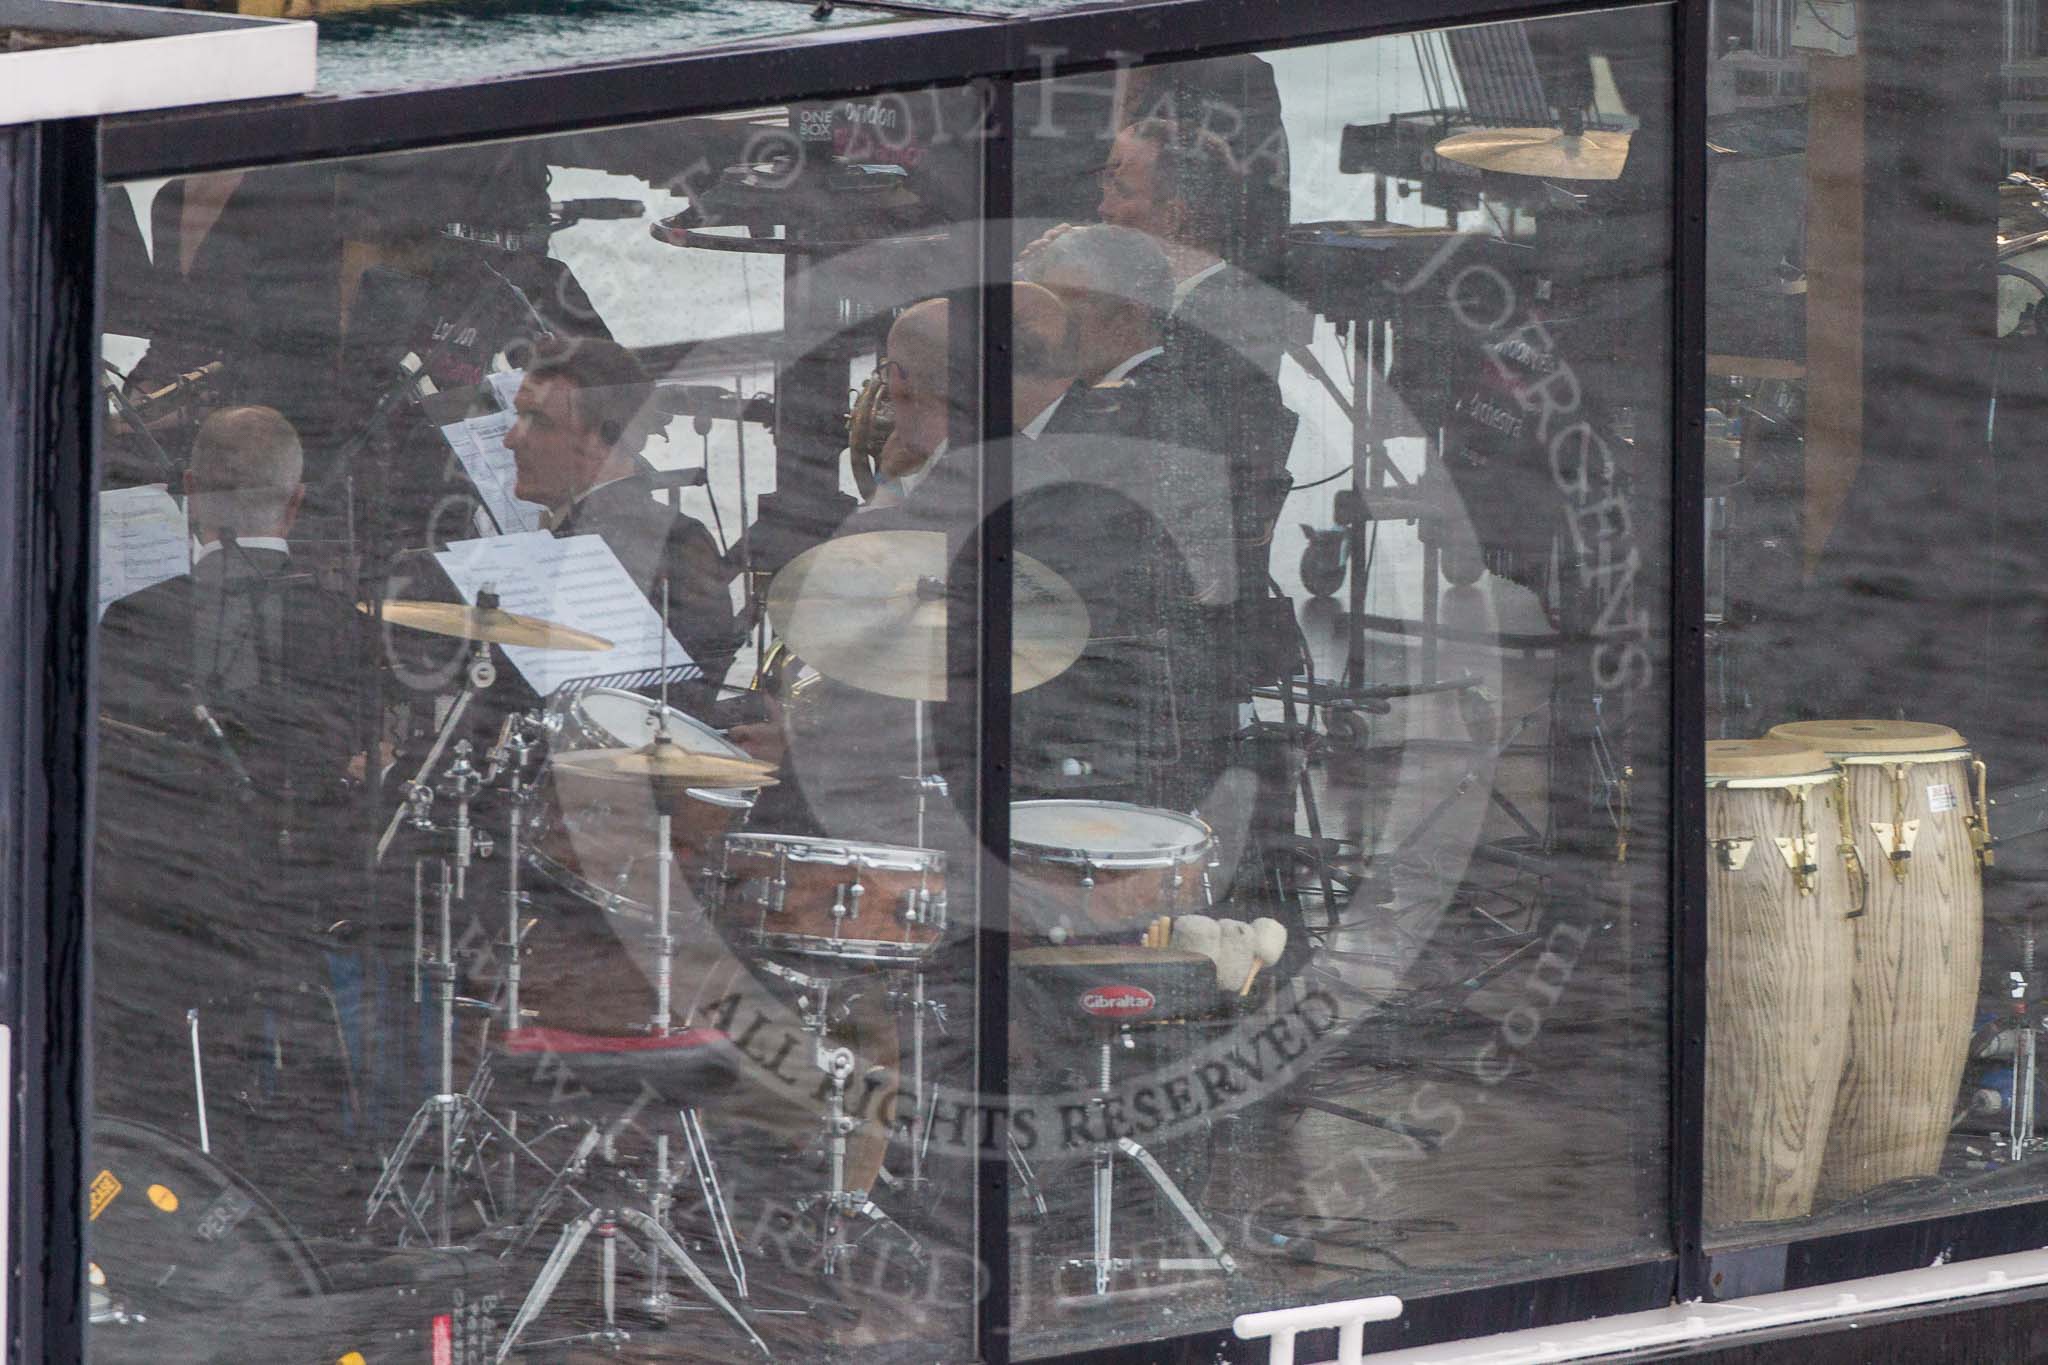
361,599,613,651
765,530,1089,703
550,737,780,789
1432,127,1632,181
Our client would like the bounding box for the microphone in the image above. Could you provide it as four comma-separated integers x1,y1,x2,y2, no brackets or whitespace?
189,693,257,804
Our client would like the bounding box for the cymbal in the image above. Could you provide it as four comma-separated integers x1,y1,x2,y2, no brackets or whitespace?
550,737,780,789
1433,127,1631,181
766,530,1090,703
361,599,613,652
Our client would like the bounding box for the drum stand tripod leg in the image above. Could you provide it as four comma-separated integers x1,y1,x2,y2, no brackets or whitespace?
1009,1133,1048,1218
681,1107,748,1298
495,1211,622,1358
619,1206,771,1357
1115,1138,1237,1275
1068,1034,1237,1295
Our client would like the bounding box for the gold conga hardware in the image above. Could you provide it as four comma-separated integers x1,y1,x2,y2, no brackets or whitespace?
1869,818,1920,873
1771,786,1820,895
1714,838,1755,871
1773,837,1820,893
1969,757,1996,868
1831,775,1868,917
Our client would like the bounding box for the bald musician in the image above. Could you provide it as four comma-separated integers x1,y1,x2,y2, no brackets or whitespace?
864,283,1078,512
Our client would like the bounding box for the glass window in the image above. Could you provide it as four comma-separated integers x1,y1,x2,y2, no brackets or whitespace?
1006,8,1676,1353
1702,0,2046,1253
92,93,995,1360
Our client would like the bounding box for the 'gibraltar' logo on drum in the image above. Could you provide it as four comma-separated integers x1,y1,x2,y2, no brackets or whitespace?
1080,985,1156,1018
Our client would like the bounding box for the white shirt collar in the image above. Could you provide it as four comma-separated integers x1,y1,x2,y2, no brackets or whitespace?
1172,259,1227,309
192,535,289,564
881,393,1063,502
1098,347,1164,385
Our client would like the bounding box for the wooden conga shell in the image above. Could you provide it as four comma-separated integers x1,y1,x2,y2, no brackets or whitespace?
1705,739,1854,1226
1768,720,1986,1202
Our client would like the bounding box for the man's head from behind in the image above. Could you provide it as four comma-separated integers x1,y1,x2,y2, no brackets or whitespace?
1020,225,1174,384
506,336,654,508
184,405,305,543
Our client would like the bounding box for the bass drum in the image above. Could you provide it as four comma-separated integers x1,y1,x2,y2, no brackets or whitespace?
86,1116,326,1364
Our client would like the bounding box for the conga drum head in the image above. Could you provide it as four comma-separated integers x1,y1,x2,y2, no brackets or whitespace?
1767,718,1968,757
1706,738,1834,783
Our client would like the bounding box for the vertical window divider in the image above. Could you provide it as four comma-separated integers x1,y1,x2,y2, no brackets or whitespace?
1671,0,1713,1308
964,72,1018,1365
1,115,100,1365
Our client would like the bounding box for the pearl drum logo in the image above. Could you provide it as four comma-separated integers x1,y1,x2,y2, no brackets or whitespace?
1079,985,1156,1019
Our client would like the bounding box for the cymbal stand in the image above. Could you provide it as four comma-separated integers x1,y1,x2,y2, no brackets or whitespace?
369,807,564,1246
776,969,925,1277
895,703,949,1187
2012,921,2042,1161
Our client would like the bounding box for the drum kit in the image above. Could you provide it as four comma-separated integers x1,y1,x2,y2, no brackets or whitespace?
1704,720,1994,1227
334,526,1253,1353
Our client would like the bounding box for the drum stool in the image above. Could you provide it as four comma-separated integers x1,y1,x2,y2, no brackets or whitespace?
1013,947,1240,1296
490,1026,767,1361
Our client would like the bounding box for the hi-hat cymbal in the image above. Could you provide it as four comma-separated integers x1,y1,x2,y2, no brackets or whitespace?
361,599,613,652
766,530,1089,703
1433,127,1632,181
550,737,781,789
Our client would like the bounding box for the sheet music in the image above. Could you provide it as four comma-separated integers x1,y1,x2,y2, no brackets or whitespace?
434,531,694,696
440,409,547,535
97,484,189,618
487,367,525,414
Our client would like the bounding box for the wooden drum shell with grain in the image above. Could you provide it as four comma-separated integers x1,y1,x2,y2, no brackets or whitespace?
1817,752,1984,1202
1705,772,1854,1227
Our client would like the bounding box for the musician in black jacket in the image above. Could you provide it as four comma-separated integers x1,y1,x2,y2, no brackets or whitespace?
96,405,357,1199
503,335,739,695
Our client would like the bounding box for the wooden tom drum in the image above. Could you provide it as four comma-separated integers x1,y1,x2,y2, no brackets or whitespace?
1768,719,1989,1202
1704,738,1855,1226
709,834,946,964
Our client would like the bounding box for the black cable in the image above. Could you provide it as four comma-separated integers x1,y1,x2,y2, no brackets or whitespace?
1292,463,1356,492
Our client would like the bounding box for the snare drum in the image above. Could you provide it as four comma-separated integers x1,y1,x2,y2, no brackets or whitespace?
526,688,755,913
1010,801,1215,937
708,833,946,964
1767,719,1988,1202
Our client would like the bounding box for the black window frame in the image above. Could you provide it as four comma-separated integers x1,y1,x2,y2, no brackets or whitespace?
34,0,2025,1358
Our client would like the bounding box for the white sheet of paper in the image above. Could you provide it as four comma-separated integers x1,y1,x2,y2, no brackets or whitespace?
440,409,546,535
433,531,692,696
97,484,189,618
487,367,526,414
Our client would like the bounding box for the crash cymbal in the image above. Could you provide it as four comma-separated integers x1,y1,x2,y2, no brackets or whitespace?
361,599,613,651
550,736,780,789
1432,126,1632,181
766,530,1089,703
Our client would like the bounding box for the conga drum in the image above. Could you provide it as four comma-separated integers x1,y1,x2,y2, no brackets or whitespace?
1705,739,1855,1225
1767,719,1989,1202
